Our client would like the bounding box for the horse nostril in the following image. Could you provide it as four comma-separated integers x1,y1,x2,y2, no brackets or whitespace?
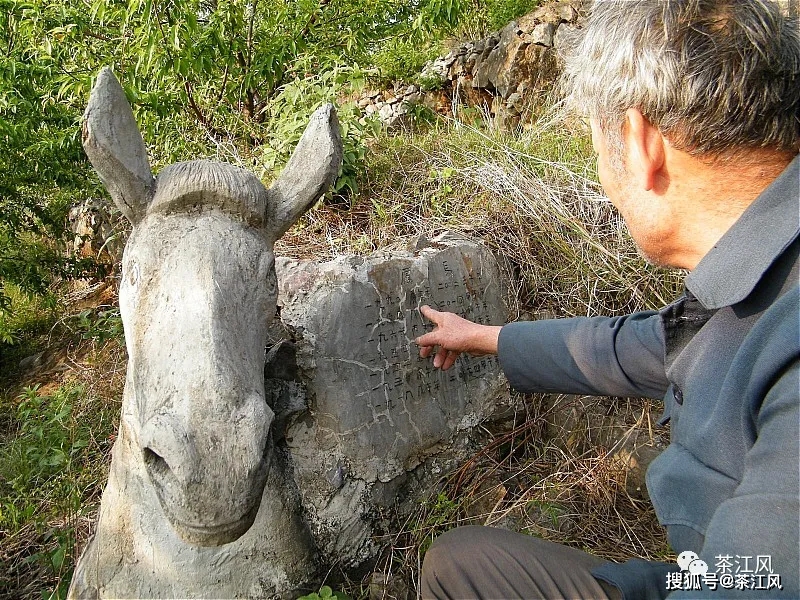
143,447,170,478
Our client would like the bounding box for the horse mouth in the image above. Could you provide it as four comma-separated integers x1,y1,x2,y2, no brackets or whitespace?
142,438,272,547
167,502,261,546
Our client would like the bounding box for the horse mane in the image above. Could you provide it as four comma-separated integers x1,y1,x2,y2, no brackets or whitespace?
148,160,269,228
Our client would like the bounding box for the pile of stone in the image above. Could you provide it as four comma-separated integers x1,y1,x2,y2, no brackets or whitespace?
356,84,424,128
358,0,586,130
68,198,125,262
423,0,585,128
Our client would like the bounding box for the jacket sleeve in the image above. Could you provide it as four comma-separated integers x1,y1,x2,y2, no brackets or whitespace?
497,312,670,399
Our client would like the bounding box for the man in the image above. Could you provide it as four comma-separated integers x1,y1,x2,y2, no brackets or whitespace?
415,1,799,598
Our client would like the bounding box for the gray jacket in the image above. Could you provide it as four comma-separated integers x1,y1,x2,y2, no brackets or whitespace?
497,155,799,598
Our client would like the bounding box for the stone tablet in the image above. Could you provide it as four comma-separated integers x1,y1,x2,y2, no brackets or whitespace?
274,232,513,566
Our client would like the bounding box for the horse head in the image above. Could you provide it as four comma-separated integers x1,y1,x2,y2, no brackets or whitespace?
82,68,342,546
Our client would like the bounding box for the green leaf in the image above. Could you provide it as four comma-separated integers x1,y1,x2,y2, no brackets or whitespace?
50,545,65,571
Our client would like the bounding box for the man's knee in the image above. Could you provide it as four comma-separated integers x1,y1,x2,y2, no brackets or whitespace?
420,526,620,600
421,527,473,581
421,526,488,599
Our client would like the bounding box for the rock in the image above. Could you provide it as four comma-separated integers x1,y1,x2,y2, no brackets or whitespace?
473,22,529,97
522,43,561,93
558,3,578,22
360,0,585,130
378,104,395,122
276,232,515,567
68,198,125,262
18,351,45,372
421,59,450,85
529,22,556,47
506,92,525,111
493,97,521,131
369,571,409,600
460,76,494,109
522,0,573,27
422,90,453,116
553,22,580,51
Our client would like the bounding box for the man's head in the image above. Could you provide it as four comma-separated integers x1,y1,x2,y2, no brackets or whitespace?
563,0,799,158
560,0,800,268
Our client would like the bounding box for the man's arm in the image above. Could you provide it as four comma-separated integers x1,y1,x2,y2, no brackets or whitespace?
416,306,670,399
498,312,670,399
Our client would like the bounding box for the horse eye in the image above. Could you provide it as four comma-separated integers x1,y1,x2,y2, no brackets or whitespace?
127,262,140,287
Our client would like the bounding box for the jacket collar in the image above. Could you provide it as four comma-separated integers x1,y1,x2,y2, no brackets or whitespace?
685,154,800,310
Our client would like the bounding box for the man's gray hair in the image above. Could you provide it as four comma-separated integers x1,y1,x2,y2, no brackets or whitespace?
561,0,800,156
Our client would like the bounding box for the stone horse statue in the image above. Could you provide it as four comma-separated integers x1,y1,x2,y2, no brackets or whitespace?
69,68,343,598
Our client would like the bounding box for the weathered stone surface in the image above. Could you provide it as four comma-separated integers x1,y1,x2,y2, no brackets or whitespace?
522,43,561,92
469,4,568,101
472,19,563,102
553,22,580,52
461,76,494,109
275,232,514,566
473,22,522,96
528,22,556,47
520,0,580,28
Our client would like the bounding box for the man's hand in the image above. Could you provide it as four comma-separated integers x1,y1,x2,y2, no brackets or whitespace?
415,305,502,370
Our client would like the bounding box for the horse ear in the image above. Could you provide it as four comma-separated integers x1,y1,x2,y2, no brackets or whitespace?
264,104,343,243
82,68,154,224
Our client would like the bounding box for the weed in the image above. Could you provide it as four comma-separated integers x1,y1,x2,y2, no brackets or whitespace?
1,358,122,599
68,307,124,344
0,284,59,350
297,585,353,600
455,0,542,40
371,37,443,86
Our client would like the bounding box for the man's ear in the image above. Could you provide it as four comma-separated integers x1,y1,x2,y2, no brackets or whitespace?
623,108,666,192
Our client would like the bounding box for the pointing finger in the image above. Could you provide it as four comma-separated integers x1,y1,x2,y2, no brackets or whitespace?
419,304,441,324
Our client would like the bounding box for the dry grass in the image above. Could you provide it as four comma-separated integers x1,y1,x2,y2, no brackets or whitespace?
365,394,674,599
279,115,682,317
